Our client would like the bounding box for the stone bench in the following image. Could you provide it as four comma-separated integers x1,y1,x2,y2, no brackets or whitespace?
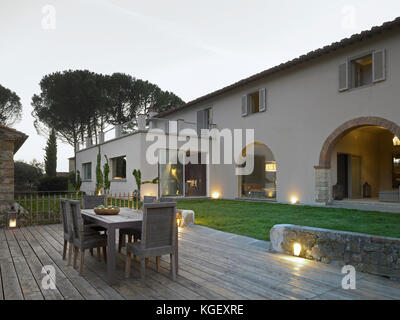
270,224,400,279
176,209,195,228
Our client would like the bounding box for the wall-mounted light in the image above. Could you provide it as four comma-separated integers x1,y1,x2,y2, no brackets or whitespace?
293,243,302,257
265,161,277,172
290,196,299,205
394,136,400,146
211,191,221,199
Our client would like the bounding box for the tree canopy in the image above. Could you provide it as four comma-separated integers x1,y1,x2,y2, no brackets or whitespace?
31,70,185,151
0,84,22,126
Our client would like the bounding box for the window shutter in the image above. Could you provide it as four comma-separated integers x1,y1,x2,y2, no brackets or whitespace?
259,88,267,112
338,62,349,91
373,49,386,83
197,109,208,135
241,95,248,117
208,108,213,128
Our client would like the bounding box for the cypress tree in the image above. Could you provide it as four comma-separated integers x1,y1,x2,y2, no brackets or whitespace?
44,128,57,177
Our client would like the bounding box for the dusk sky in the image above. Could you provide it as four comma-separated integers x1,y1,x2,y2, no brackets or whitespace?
1,0,400,171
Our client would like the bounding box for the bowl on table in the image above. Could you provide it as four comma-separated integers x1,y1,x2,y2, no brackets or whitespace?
94,206,120,215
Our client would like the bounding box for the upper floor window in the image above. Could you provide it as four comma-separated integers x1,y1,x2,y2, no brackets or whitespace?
352,54,372,88
339,49,386,91
241,88,267,117
197,107,213,134
82,162,92,181
111,156,126,180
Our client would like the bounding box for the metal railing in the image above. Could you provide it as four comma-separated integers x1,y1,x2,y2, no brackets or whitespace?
6,191,143,228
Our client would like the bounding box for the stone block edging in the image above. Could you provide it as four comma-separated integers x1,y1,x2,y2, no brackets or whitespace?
270,224,400,279
177,209,195,228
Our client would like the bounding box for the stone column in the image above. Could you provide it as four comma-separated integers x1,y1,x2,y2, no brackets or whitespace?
314,167,332,204
0,140,15,210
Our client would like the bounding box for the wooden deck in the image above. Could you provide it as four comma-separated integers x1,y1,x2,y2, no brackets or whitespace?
1,224,400,300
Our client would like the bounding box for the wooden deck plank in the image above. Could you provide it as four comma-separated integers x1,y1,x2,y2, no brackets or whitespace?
19,227,84,300
0,230,24,300
13,228,65,300
27,226,104,300
48,224,213,301
2,224,400,300
177,239,337,298
41,224,126,300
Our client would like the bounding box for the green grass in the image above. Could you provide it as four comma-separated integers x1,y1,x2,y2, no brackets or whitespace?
176,199,400,241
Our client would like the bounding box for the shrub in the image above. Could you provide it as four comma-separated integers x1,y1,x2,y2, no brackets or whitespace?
38,176,68,192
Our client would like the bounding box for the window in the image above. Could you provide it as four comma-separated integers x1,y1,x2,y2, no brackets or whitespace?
158,150,207,197
111,156,126,180
82,162,92,181
351,54,372,88
249,92,260,114
159,150,183,197
339,49,386,91
239,143,276,200
241,88,266,116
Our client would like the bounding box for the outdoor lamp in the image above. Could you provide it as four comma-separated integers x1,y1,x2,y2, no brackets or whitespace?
211,191,220,199
7,212,17,229
290,196,299,205
176,212,183,228
293,243,302,257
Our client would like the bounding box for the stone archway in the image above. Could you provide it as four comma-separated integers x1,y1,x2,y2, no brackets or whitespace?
315,117,400,203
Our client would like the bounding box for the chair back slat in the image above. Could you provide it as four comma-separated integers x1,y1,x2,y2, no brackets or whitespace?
143,196,156,204
142,203,176,250
83,195,106,209
69,200,85,243
60,199,69,235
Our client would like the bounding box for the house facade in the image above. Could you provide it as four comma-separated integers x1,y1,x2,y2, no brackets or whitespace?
0,125,28,210
75,18,400,205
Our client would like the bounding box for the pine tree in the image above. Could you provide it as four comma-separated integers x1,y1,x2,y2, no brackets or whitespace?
44,128,57,177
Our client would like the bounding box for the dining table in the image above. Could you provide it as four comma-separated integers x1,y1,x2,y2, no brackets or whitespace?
81,207,178,284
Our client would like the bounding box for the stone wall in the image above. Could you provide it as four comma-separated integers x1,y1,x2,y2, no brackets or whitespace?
270,224,400,279
314,167,331,204
0,140,14,205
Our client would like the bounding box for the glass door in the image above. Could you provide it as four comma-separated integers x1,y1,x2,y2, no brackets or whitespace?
184,152,207,197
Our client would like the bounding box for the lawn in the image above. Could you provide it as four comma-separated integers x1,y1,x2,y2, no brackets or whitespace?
176,199,400,241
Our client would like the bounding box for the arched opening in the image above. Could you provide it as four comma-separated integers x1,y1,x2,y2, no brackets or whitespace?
239,142,277,200
315,117,400,203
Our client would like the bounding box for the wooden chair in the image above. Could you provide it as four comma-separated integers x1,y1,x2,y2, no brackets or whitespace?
60,199,73,264
83,195,106,209
144,195,157,203
82,195,108,239
125,202,177,280
118,195,156,252
69,200,108,275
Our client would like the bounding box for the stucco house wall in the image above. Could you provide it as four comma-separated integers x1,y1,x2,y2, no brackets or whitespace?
158,29,400,204
75,23,400,205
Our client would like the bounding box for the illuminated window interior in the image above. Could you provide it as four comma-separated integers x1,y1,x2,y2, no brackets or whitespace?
240,143,276,200
111,156,126,179
351,54,372,88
